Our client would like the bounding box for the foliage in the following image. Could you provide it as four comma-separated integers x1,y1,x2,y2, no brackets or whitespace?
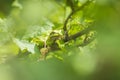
0,0,96,61
0,0,120,80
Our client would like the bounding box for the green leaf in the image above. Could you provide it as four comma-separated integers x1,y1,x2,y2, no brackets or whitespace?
13,38,35,54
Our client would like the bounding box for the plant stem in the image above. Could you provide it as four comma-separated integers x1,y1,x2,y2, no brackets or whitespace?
63,0,91,42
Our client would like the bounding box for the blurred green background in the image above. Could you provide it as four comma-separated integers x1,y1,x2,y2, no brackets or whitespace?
0,0,120,80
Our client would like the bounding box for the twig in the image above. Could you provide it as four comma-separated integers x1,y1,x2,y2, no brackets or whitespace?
66,26,93,41
63,0,91,42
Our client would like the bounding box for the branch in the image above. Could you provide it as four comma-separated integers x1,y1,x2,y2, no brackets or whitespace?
65,26,93,42
63,0,91,41
63,12,73,41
